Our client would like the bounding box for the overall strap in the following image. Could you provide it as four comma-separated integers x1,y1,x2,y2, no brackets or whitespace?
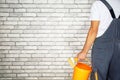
101,0,116,19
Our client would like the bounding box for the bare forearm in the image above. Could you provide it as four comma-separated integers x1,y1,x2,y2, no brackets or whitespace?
82,27,98,53
81,21,99,54
77,21,99,60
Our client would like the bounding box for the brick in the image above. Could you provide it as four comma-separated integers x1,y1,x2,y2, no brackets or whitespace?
14,9,26,12
20,17,34,21
18,21,30,25
34,0,47,3
8,34,20,37
14,26,28,29
6,0,18,3
27,42,41,45
0,54,5,58
24,46,37,50
0,21,3,25
0,4,9,8
10,13,21,17
41,9,55,13
0,17,6,20
0,26,14,29
62,34,74,37
45,54,59,57
0,9,13,12
23,13,36,17
59,54,72,57
0,62,12,65
26,9,40,12
16,42,27,45
24,70,38,73
30,21,44,26
70,9,82,12
4,21,17,25
19,0,33,3
9,50,21,53
48,0,62,3
12,62,24,65
41,58,54,61
21,50,35,53
37,4,64,8
55,9,69,12
63,0,74,3
37,13,64,17
0,34,7,37
15,58,29,61
9,4,22,8
82,9,90,12
0,42,15,45
2,58,15,61
0,70,12,73
24,62,38,65
20,34,34,37
6,54,19,57
21,66,35,69
28,73,40,76
70,42,82,46
19,38,38,41
75,0,89,3
25,77,38,80
0,50,8,53
12,78,24,80
10,13,23,17
32,54,45,57
35,66,48,69
10,66,21,69
0,66,9,69
0,13,9,16
17,74,28,77
42,42,55,45
10,30,23,33
0,46,11,49
22,4,36,8
0,0,5,3
7,17,19,21
19,54,31,57
12,70,25,73
2,74,16,77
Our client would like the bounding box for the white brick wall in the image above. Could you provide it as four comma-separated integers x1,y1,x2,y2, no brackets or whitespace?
0,0,95,80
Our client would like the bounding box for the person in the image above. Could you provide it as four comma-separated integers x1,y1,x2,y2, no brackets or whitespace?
76,0,120,80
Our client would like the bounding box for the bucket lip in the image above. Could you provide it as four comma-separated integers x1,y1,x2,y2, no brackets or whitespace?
76,62,92,70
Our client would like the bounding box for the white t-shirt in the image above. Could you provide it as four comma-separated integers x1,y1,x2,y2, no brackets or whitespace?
90,0,120,37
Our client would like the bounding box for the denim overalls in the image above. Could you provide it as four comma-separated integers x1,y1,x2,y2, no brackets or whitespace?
90,0,120,80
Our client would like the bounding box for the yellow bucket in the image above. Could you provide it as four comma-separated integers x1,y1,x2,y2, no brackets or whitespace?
68,58,92,80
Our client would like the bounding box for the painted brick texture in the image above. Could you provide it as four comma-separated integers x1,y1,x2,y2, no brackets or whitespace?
0,0,95,80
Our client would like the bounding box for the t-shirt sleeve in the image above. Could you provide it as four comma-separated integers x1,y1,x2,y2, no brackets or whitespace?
89,1,101,21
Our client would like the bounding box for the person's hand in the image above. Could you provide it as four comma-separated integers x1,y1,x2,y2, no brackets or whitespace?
77,51,87,62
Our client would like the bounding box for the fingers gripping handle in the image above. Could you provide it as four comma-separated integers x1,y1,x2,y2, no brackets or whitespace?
68,57,91,68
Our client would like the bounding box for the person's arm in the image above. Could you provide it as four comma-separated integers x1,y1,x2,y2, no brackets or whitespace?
77,20,100,60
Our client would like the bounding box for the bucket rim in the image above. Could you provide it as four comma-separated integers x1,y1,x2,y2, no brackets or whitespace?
76,62,92,70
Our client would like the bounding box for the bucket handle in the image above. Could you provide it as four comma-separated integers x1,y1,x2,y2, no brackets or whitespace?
68,57,91,68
